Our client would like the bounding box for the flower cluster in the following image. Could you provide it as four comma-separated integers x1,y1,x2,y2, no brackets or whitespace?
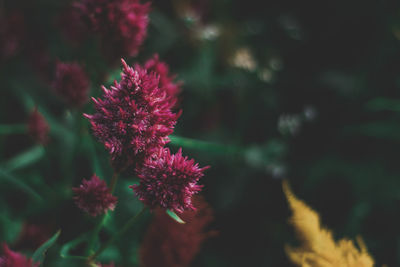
52,61,90,107
140,196,215,267
28,109,49,145
132,148,209,213
140,54,182,106
76,0,150,60
85,57,209,213
85,59,180,171
0,244,39,267
73,175,117,217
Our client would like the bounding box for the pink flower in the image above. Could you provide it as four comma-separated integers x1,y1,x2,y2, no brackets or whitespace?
28,108,49,145
15,223,52,250
52,61,90,107
131,148,209,213
85,59,180,171
76,0,150,60
25,42,53,83
73,175,117,217
141,54,181,106
57,7,89,45
140,196,215,267
0,11,25,63
0,244,39,267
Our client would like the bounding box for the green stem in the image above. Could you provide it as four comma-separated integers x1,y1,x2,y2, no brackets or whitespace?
0,124,26,135
87,207,146,263
169,135,243,155
85,214,107,256
86,135,104,179
109,172,119,194
60,233,89,261
85,171,119,257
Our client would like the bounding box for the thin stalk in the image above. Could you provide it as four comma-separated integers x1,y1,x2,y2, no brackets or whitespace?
87,207,146,263
0,124,26,135
85,214,107,256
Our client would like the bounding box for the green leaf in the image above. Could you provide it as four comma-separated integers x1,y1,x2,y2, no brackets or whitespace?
169,135,242,155
0,168,43,201
0,124,26,135
366,97,400,112
3,146,45,172
32,230,61,266
60,234,88,260
166,209,185,224
11,88,74,141
244,139,287,169
0,213,22,243
343,121,400,141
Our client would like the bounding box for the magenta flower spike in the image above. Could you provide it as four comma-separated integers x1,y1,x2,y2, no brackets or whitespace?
131,148,210,213
85,59,181,171
142,54,182,106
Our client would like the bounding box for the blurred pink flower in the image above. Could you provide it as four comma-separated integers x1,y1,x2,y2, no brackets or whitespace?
15,223,52,250
73,175,117,217
28,108,49,145
140,196,215,267
0,244,39,267
76,0,150,60
0,11,25,63
52,61,90,107
57,7,89,45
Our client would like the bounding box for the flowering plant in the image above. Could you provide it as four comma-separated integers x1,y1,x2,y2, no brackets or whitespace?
0,0,394,266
